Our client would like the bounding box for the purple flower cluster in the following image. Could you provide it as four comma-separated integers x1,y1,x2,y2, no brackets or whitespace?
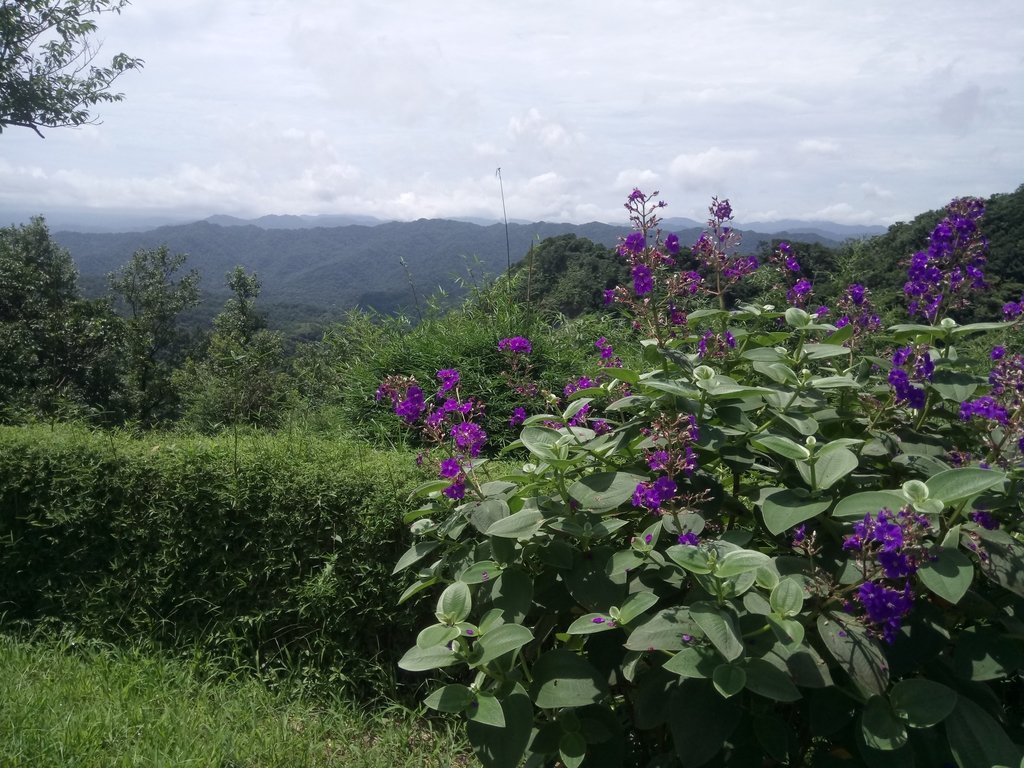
632,475,678,511
509,406,527,427
834,283,882,343
1003,292,1024,319
697,330,736,359
787,278,814,307
959,396,1009,424
498,336,532,355
632,264,654,296
856,582,914,644
904,197,988,322
888,345,934,409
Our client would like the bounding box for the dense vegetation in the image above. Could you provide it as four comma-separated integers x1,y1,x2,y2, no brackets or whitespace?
1,183,1023,766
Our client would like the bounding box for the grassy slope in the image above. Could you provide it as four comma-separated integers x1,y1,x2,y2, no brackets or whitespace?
0,634,472,768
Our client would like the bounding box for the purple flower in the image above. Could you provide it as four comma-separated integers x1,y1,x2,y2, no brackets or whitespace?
632,475,677,511
648,450,671,472
969,510,999,530
498,336,532,354
785,256,800,272
665,233,680,254
677,532,700,546
628,188,645,202
439,458,462,478
857,581,914,644
451,422,487,457
991,346,1006,361
443,480,466,500
395,386,425,422
632,264,653,296
712,198,733,222
437,368,460,393
603,289,616,306
849,284,866,306
509,407,527,427
622,231,646,255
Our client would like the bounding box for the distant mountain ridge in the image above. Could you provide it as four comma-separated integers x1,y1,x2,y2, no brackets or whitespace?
53,217,844,325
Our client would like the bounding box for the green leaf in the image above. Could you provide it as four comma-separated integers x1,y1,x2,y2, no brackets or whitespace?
626,608,701,652
468,499,510,534
663,645,718,679
520,425,563,460
812,446,859,490
491,567,533,624
474,623,533,666
715,549,771,578
559,731,587,768
760,489,832,535
424,684,474,713
833,491,907,520
861,695,908,751
436,581,471,624
666,544,713,574
567,471,648,513
397,644,458,672
752,435,811,460
950,320,1015,336
530,649,609,708
485,509,544,539
416,623,460,649
929,370,979,402
467,683,532,768
616,591,659,625
817,612,889,699
566,613,618,635
925,467,1005,505
392,540,441,574
398,575,439,605
744,657,801,702
712,663,746,698
976,531,1024,598
917,547,974,604
690,602,744,661
803,342,852,359
668,680,741,768
889,678,957,728
468,692,505,728
770,578,805,617
767,615,805,647
460,560,501,585
945,694,1023,768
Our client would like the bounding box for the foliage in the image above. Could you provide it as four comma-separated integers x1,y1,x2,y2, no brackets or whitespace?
0,216,125,421
0,0,142,136
176,266,292,431
390,190,1024,767
109,245,200,425
0,633,470,766
0,424,434,700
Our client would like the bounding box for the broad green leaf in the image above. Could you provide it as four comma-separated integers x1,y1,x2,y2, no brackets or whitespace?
666,544,713,574
803,342,852,359
752,435,810,460
663,645,718,679
917,547,973,604
770,578,805,617
976,531,1024,598
490,568,533,624
760,489,832,535
951,320,1014,336
690,602,744,661
668,680,741,768
861,695,908,751
485,509,544,539
753,361,798,385
817,612,889,699
398,575,439,605
617,591,659,625
559,731,587,768
568,471,648,513
520,425,563,460
467,683,532,768
474,623,533,665
562,397,593,422
929,370,979,402
468,499,510,534
715,548,771,578
889,678,957,728
417,623,460,649
460,560,501,584
744,657,801,702
925,467,1005,505
626,607,700,652
530,649,609,708
809,374,860,390
812,446,859,490
567,613,618,635
767,615,805,647
833,491,907,520
712,663,746,698
778,412,819,436
468,692,505,728
392,540,442,574
398,644,458,672
437,581,472,624
945,694,1023,768
424,684,474,713
742,347,786,362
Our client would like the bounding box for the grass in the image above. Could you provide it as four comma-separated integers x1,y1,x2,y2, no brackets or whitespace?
0,633,473,767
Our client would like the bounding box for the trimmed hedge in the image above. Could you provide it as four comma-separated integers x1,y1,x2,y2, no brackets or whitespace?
0,425,431,700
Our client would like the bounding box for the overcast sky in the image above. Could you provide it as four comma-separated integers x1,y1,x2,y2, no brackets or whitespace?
2,1,1022,227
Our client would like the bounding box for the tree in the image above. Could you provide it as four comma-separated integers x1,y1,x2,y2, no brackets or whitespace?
0,217,125,420
0,0,142,137
176,267,291,431
109,245,199,425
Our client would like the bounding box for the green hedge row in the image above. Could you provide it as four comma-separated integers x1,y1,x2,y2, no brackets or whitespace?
0,425,431,700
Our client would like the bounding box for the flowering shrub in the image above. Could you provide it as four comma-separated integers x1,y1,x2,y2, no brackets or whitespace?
389,191,1024,767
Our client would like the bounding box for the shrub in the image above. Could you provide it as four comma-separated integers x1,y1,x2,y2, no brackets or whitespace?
391,191,1024,767
0,425,431,700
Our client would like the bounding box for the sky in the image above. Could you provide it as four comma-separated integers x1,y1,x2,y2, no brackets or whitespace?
2,0,1023,228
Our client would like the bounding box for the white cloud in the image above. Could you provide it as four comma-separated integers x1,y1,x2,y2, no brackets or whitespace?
797,139,841,155
668,148,759,187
